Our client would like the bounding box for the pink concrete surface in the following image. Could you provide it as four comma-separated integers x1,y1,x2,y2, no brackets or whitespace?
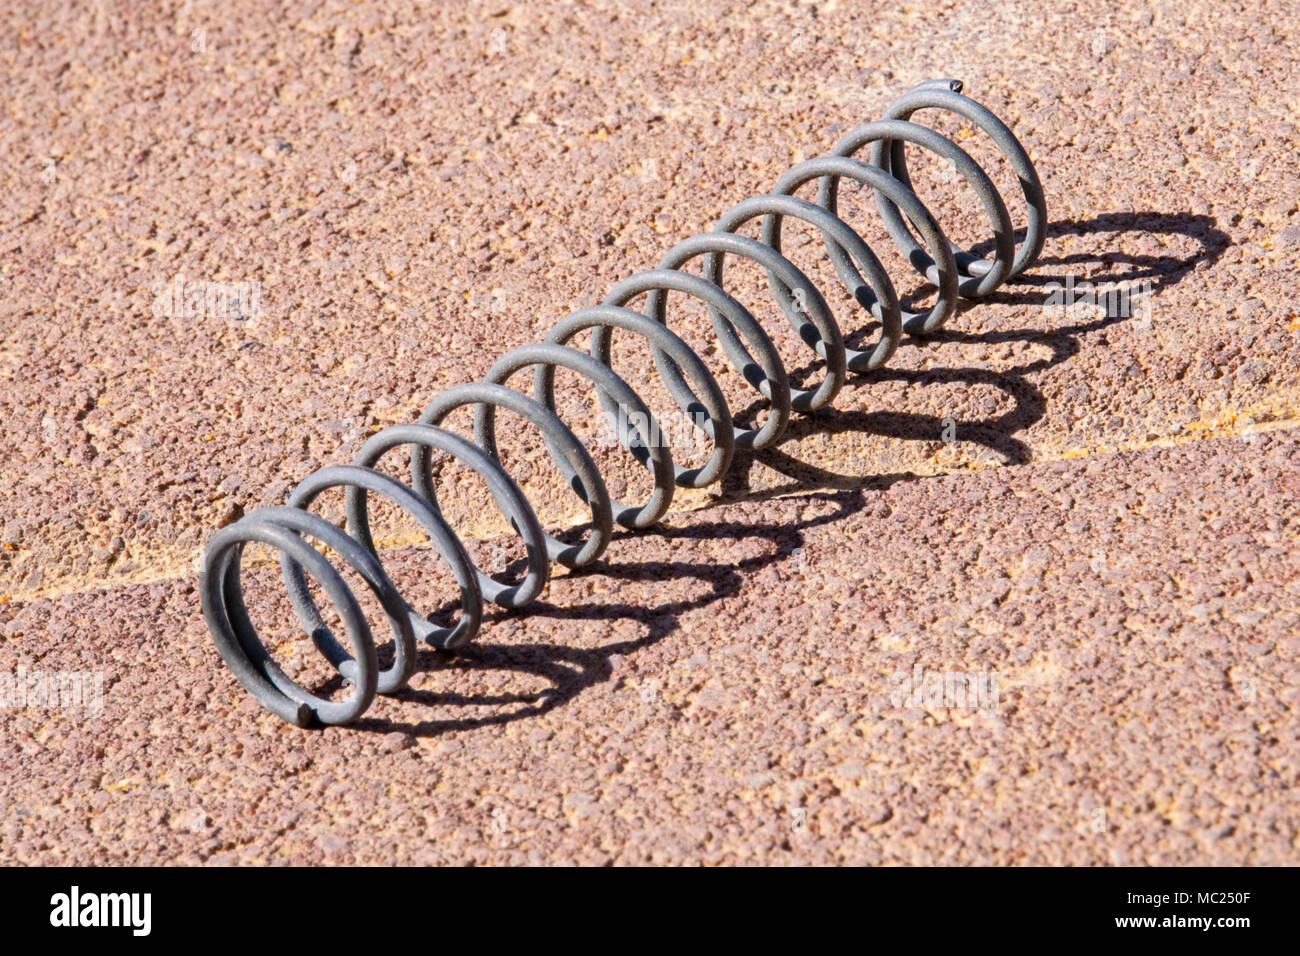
0,0,1297,864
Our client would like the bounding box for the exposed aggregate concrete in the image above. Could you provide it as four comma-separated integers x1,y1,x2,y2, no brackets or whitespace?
0,0,1298,864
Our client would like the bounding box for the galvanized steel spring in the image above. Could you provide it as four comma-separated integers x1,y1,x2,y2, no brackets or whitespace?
200,79,1046,727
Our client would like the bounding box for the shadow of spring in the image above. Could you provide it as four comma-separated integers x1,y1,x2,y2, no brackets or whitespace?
349,210,1229,737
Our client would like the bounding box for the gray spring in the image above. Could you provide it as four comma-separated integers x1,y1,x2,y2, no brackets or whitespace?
200,79,1047,727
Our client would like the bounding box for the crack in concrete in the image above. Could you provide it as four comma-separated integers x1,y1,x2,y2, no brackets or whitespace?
5,417,1296,605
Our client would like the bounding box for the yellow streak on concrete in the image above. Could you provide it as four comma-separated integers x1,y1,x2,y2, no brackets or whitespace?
5,412,1298,605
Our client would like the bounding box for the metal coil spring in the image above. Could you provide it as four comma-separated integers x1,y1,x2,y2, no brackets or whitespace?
201,79,1046,727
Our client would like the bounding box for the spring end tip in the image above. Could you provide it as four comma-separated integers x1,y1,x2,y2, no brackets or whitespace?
914,78,965,96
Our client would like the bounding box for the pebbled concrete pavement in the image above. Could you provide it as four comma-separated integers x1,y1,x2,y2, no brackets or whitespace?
0,0,1297,864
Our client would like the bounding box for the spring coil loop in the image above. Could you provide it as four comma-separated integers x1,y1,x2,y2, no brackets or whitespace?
201,79,1047,727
